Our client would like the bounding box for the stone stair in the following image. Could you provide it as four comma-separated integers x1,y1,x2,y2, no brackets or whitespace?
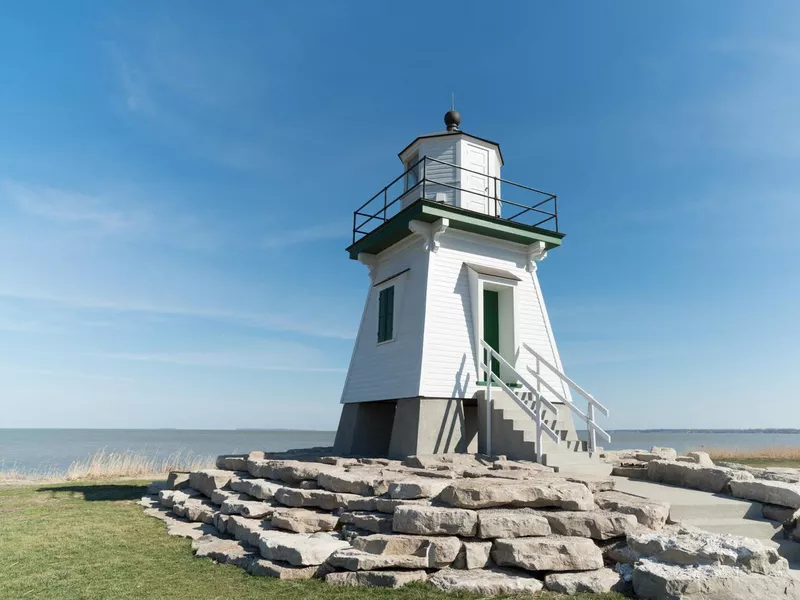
488,390,611,477
614,476,800,567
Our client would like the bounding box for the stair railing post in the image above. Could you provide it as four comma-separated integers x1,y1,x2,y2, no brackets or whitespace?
588,402,597,453
536,395,543,465
485,357,493,457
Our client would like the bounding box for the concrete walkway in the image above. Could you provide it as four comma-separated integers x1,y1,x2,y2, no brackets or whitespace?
613,476,800,569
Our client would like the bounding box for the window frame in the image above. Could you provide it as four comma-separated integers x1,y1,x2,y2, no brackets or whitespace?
377,284,395,345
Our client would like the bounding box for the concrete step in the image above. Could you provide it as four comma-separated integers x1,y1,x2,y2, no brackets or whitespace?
612,476,800,568
541,451,602,468
685,517,783,540
613,477,763,520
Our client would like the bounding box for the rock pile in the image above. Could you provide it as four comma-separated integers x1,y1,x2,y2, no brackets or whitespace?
141,448,800,598
141,451,662,595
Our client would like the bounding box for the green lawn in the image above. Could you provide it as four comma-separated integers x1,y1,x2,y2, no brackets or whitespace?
0,481,625,600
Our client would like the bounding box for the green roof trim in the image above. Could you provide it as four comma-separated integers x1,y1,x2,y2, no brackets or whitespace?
347,200,564,260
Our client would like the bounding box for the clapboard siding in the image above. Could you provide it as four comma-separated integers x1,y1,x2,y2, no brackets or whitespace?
421,138,458,206
419,229,572,404
340,236,429,404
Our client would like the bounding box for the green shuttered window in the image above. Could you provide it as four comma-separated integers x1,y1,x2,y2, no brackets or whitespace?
377,285,395,343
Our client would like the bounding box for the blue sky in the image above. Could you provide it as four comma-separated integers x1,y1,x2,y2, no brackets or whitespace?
1,2,798,430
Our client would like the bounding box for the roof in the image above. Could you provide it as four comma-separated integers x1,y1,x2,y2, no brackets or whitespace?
398,130,504,165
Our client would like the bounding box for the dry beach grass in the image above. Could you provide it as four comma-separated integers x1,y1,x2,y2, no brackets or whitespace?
703,446,800,468
0,448,215,483
0,480,625,600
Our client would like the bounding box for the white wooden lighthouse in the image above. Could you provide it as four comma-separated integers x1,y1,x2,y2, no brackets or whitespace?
334,111,610,473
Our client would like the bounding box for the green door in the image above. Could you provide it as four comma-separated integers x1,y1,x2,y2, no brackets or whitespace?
483,289,500,379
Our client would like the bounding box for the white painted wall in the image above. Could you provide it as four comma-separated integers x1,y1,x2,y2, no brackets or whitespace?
340,235,430,404
398,134,502,211
419,228,572,404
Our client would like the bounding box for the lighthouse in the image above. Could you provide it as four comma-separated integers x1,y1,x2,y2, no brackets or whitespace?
334,111,610,474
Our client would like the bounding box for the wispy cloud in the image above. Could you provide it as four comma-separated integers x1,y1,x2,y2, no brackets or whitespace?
0,289,356,340
0,178,142,233
99,351,346,374
0,366,136,383
0,318,60,334
262,223,347,249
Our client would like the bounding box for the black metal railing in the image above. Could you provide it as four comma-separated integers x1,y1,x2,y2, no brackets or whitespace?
352,156,558,243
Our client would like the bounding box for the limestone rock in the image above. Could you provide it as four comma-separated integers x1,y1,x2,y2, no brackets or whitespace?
326,548,428,571
172,496,216,524
142,503,217,539
325,570,428,588
762,504,800,526
247,459,340,483
492,536,604,572
646,460,753,493
429,567,543,595
345,495,378,512
189,469,234,498
167,471,190,490
457,541,492,570
213,512,230,535
595,490,670,529
491,459,553,473
221,497,276,519
403,453,487,471
159,487,199,508
651,447,678,461
272,508,339,533
612,466,649,479
440,478,594,511
632,559,800,600
477,508,551,539
374,497,430,514
387,477,449,499
216,454,248,471
686,451,714,466
565,473,616,493
545,568,622,595
230,478,283,501
627,526,789,575
729,479,800,509
226,515,275,547
317,471,388,496
351,534,461,568
210,488,242,506
274,487,355,511
393,505,478,536
192,535,256,569
247,558,328,580
259,532,349,566
541,509,640,540
338,511,394,534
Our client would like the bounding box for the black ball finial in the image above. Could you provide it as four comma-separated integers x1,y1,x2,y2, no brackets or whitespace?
444,110,461,131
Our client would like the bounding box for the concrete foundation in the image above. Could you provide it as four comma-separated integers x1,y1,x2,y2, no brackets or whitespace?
333,397,478,459
333,401,395,457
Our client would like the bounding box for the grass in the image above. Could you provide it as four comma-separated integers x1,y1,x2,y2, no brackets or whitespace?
703,446,800,469
0,481,626,600
0,448,215,483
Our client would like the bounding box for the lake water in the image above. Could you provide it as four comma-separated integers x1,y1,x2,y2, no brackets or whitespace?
2,429,799,474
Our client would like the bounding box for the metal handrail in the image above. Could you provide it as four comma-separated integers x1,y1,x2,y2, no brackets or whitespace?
521,342,611,452
480,340,559,463
352,156,559,243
